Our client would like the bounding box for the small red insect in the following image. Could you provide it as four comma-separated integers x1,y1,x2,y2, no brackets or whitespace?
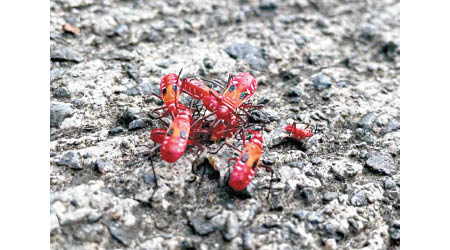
159,109,192,163
285,123,314,141
209,72,258,125
222,72,258,111
228,130,263,191
180,78,211,100
152,70,186,118
150,117,209,148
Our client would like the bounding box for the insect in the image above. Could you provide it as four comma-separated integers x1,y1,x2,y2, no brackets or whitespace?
150,100,213,163
208,72,259,125
285,123,314,142
158,108,192,163
152,69,186,118
150,117,210,149
228,130,263,191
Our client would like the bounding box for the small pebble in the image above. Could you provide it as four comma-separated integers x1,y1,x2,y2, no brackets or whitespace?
57,151,82,170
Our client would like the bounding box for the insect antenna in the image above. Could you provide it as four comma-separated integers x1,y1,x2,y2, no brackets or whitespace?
213,79,227,88
177,67,183,82
226,73,233,87
201,78,226,91
175,68,183,109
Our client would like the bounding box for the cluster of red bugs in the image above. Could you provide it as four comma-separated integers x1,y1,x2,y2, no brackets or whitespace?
148,69,315,195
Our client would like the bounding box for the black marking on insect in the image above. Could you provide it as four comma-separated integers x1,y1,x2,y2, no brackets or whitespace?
167,128,174,136
241,152,249,163
252,159,258,170
162,88,167,95
180,130,187,139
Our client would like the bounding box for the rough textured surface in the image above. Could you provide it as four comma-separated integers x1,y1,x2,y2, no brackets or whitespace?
50,0,400,249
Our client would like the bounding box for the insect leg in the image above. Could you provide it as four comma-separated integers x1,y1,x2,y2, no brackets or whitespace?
152,92,163,100
208,142,241,154
149,145,161,187
260,165,274,200
227,157,237,169
239,108,252,120
241,128,246,147
192,111,216,128
192,145,206,174
267,170,274,200
153,106,166,112
289,122,296,137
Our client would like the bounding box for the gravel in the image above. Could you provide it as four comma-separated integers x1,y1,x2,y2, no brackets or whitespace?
126,65,139,81
224,43,267,70
108,223,132,247
365,151,396,175
222,212,239,241
313,73,332,91
389,220,400,246
189,217,217,236
50,68,66,83
108,126,124,136
322,192,338,204
95,159,116,174
50,102,73,128
128,118,151,131
53,87,71,99
242,230,255,250
357,112,378,130
350,190,368,207
51,47,84,63
57,151,82,170
50,0,399,249
123,82,156,96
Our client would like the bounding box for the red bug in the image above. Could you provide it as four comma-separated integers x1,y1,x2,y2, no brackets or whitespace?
180,78,211,100
150,104,212,163
209,72,259,125
152,70,187,118
228,130,263,191
222,72,258,111
158,109,192,163
150,118,209,148
285,123,314,142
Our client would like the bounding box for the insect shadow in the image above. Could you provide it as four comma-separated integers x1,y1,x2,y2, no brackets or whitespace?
271,137,308,151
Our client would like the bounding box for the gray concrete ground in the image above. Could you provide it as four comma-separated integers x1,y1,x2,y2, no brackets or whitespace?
50,0,400,249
